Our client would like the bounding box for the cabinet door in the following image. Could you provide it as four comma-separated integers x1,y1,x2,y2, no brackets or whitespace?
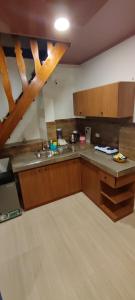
81,159,101,205
101,83,118,117
118,82,135,117
49,159,81,200
19,159,81,210
73,82,135,118
19,166,53,210
73,89,102,117
73,84,118,117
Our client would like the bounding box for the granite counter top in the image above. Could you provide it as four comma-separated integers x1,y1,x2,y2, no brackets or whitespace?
11,144,135,177
80,149,135,177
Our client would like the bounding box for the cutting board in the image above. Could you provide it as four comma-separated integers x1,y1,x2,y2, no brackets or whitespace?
119,126,135,160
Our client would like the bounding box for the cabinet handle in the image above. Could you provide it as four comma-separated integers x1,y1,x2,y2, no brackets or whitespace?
79,112,82,115
104,176,107,180
101,112,103,116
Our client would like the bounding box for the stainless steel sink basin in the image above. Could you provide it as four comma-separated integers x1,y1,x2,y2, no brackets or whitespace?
35,146,72,159
36,150,53,158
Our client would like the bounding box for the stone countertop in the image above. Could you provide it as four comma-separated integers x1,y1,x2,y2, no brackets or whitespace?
80,148,135,177
12,150,79,173
11,144,135,177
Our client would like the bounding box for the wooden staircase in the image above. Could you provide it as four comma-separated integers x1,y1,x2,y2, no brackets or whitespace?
0,40,69,148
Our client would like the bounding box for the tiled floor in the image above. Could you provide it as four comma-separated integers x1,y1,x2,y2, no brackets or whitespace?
1,192,135,300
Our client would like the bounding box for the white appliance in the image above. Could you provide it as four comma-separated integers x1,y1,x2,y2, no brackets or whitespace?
94,145,118,154
85,127,91,144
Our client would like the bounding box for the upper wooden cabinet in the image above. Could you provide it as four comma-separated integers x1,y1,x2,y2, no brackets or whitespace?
73,82,135,118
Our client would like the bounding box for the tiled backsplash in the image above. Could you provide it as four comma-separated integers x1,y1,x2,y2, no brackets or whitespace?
0,139,43,158
119,125,135,160
76,117,132,147
47,118,77,142
1,117,134,159
46,122,57,140
47,117,132,147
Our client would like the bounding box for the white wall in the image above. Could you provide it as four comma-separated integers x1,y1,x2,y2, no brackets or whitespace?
77,35,135,91
43,64,80,121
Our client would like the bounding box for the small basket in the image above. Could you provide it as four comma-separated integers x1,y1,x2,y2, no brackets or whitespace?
113,153,127,163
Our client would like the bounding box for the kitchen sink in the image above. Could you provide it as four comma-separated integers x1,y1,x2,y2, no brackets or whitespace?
35,146,72,159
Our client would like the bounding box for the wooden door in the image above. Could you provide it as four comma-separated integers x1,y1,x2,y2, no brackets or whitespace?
18,165,53,210
81,159,101,205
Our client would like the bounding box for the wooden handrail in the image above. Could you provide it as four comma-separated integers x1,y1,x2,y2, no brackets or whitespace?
15,41,28,91
0,42,69,147
0,47,15,113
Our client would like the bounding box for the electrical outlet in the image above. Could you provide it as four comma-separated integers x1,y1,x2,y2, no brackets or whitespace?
95,132,100,138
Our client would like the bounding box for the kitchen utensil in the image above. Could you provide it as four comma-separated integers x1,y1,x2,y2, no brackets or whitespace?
73,130,79,142
70,133,75,143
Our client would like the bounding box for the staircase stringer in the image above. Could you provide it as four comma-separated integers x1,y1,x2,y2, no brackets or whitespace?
0,42,68,148
0,47,15,113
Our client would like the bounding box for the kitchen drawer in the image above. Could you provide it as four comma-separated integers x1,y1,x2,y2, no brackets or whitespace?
115,173,135,188
99,171,116,188
100,170,135,189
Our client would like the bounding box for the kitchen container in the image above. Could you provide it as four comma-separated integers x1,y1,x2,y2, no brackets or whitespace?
73,130,79,142
70,133,75,143
69,130,79,143
56,128,63,139
49,140,58,151
80,135,86,144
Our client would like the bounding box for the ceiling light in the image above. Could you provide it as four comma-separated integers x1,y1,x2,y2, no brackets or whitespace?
54,17,70,32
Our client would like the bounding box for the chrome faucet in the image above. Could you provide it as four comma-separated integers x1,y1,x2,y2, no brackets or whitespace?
42,140,46,151
42,140,49,151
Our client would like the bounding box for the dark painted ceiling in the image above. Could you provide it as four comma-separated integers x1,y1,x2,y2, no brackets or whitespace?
0,0,135,64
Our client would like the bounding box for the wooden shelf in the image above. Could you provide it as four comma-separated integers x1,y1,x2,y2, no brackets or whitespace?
100,201,134,222
101,190,133,204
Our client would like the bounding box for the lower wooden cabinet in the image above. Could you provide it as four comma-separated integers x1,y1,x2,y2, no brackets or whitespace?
99,170,135,221
18,157,135,221
81,159,135,222
49,158,81,200
18,159,81,210
81,159,101,206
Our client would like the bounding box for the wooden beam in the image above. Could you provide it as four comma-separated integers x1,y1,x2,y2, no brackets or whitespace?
30,40,41,74
15,41,28,91
0,47,15,113
0,42,69,148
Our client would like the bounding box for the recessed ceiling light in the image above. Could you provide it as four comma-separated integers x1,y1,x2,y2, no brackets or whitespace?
54,17,70,32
